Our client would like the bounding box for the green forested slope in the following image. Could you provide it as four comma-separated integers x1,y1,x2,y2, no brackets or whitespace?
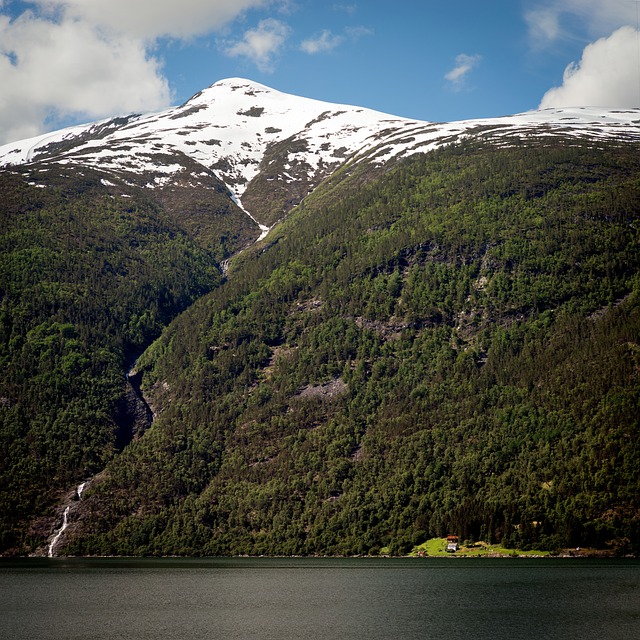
61,138,640,556
0,166,241,553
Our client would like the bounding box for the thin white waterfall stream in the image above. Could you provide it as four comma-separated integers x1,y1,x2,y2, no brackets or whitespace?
47,481,87,557
229,191,270,240
48,506,70,557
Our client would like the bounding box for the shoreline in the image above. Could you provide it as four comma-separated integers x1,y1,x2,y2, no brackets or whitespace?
3,550,636,561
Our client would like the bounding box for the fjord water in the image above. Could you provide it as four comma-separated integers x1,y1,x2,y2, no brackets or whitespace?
1,558,639,640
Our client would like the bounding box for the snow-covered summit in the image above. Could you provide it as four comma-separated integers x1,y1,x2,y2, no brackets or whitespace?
0,79,413,198
1,78,639,223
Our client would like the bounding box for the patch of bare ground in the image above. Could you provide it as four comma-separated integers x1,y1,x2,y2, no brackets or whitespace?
261,345,297,381
354,316,410,341
292,298,324,313
295,377,348,400
144,379,172,420
588,292,633,321
350,443,364,462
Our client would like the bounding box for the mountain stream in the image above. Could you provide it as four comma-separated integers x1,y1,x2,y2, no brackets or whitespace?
45,358,153,556
47,482,87,557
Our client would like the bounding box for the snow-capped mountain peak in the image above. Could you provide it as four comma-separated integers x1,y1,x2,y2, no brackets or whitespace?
1,79,639,228
0,79,414,207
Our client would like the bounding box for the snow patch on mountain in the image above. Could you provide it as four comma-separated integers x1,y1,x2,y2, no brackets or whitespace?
355,107,640,166
0,80,407,203
1,79,639,218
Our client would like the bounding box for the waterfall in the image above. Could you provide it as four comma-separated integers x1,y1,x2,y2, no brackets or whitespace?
48,506,70,558
47,481,87,557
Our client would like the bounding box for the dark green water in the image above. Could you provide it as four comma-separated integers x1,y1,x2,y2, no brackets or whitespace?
1,557,639,639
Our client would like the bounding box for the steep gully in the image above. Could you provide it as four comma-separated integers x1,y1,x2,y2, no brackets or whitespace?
45,358,153,556
45,190,266,556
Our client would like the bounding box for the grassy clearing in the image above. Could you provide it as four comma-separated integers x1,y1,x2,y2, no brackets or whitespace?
410,538,551,558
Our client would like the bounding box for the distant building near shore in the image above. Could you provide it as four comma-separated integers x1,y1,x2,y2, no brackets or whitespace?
446,535,459,552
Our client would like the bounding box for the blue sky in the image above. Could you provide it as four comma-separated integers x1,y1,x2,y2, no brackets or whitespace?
1,1,639,144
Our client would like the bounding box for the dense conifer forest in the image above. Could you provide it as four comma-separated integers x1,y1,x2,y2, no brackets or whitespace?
2,137,639,555
0,166,246,553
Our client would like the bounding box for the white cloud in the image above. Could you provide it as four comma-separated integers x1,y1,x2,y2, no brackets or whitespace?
0,11,170,144
445,54,482,91
0,1,288,144
300,30,343,54
332,3,357,14
526,8,561,47
345,25,373,39
223,18,290,72
30,0,273,39
526,0,637,45
540,26,640,108
300,24,372,55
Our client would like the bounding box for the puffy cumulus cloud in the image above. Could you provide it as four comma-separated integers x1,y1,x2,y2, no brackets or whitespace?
526,0,637,45
445,53,482,91
540,26,640,108
223,18,290,72
300,30,344,54
0,0,287,144
30,0,272,39
0,11,170,144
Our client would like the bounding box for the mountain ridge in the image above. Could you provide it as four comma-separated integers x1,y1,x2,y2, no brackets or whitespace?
2,78,640,228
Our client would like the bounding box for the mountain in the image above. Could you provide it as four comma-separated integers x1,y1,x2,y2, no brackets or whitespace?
1,80,639,556
2,78,639,227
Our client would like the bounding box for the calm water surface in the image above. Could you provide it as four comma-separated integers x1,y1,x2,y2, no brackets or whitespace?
1,557,639,640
